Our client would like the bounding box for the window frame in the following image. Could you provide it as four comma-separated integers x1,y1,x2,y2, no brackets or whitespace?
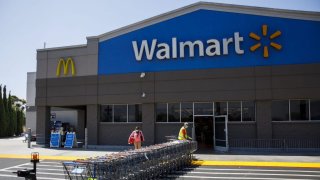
272,99,320,122
100,104,142,123
310,100,320,121
156,101,256,123
289,99,310,121
227,101,242,122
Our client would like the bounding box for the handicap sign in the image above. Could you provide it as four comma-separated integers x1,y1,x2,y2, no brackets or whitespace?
50,132,60,148
64,132,77,148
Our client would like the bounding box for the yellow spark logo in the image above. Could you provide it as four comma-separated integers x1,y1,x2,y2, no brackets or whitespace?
249,25,282,58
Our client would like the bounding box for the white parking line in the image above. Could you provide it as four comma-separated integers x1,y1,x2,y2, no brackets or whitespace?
0,172,66,180
39,161,63,165
186,167,320,173
22,164,62,168
170,175,308,180
32,171,65,176
184,171,320,177
0,162,31,171
0,169,64,174
6,167,63,171
0,161,66,180
0,174,17,177
0,169,65,176
33,177,65,180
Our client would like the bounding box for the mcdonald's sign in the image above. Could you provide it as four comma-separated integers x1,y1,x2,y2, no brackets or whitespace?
56,57,76,77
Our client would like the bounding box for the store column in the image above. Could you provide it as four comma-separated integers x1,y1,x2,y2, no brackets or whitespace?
77,109,85,140
256,101,272,139
86,105,98,145
36,106,51,145
142,103,155,145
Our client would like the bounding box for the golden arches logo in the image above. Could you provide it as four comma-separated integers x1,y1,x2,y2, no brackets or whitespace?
56,57,76,77
249,25,282,58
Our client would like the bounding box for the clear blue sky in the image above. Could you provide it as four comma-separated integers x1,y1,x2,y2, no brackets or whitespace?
0,0,319,100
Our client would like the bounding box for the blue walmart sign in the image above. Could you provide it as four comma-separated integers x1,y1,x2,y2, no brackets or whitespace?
98,9,320,75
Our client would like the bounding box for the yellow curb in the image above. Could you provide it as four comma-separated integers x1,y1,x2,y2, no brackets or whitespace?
1,154,319,168
192,160,320,168
0,154,88,161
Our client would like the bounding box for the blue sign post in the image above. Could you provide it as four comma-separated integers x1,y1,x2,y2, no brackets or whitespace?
50,132,60,148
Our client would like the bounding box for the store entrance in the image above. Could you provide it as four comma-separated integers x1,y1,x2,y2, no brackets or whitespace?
194,116,214,151
49,106,86,147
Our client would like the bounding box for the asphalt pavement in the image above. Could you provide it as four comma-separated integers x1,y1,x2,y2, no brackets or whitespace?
0,137,320,168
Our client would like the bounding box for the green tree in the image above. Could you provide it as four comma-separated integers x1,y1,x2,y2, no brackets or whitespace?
10,95,25,136
3,86,7,111
0,85,4,137
12,108,17,136
16,109,24,135
7,92,14,136
0,85,26,137
2,86,8,136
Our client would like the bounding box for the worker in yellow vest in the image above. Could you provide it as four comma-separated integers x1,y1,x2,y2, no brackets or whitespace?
178,122,192,140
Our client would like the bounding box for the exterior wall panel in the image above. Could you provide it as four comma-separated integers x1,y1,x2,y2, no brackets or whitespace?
87,105,98,145
273,122,320,139
272,88,320,99
155,78,255,92
155,90,256,102
228,123,256,139
154,68,255,80
99,123,138,145
36,58,48,79
256,101,272,139
156,123,187,143
36,64,320,145
47,46,88,59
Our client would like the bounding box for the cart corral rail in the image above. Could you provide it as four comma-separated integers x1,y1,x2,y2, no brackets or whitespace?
62,140,197,180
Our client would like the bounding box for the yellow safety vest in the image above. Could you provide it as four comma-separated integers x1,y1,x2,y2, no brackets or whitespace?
178,126,188,140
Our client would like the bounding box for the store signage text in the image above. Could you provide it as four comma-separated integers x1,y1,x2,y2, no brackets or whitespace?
132,32,244,61
56,57,76,77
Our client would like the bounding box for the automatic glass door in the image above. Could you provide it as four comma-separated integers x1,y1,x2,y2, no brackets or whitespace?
194,116,213,150
214,115,228,151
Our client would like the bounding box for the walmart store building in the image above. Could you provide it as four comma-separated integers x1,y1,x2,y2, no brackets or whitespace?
36,2,320,151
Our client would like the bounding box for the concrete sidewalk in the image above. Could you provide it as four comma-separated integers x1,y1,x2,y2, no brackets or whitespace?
1,137,319,168
0,137,118,160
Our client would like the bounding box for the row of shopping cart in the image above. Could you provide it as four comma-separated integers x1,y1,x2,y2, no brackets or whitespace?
62,140,197,180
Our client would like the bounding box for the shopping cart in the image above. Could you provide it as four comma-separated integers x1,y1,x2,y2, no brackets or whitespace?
62,140,197,180
62,161,96,180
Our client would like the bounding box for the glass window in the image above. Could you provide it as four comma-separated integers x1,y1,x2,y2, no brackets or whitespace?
194,103,213,115
156,103,167,122
228,102,241,121
128,104,142,122
214,102,227,116
311,100,320,120
272,100,289,121
113,105,127,122
290,100,309,121
100,105,113,122
181,103,193,122
168,103,180,122
242,101,255,121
